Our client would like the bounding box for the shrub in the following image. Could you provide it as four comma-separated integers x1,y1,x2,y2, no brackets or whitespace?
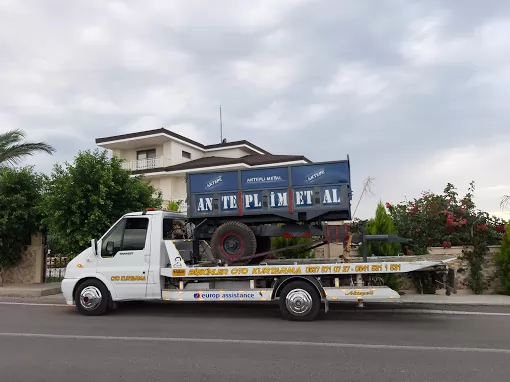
495,222,510,295
387,182,505,293
0,166,44,284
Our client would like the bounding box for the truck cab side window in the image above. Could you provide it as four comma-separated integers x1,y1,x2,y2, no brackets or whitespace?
122,218,149,251
101,217,149,257
101,219,126,257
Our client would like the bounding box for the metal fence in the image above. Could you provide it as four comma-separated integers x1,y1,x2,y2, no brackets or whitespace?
44,256,68,283
42,230,68,283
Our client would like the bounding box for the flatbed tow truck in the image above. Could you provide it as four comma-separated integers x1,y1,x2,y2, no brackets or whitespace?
61,160,454,321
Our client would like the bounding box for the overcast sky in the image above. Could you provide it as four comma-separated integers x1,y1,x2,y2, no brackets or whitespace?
1,0,510,219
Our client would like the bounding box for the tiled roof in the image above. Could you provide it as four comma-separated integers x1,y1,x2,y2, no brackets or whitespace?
131,154,311,175
96,127,271,154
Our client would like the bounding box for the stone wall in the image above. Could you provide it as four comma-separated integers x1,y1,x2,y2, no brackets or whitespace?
422,246,501,295
1,233,45,285
314,243,503,295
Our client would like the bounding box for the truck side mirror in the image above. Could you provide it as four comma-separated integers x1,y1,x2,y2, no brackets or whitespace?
106,241,115,255
90,239,97,256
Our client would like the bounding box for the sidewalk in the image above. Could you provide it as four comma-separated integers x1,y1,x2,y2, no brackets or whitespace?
401,294,510,306
0,283,61,298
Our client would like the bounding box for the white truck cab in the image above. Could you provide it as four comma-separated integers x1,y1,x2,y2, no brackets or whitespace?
62,210,453,321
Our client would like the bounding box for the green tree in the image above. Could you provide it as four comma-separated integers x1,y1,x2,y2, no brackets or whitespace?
0,129,55,168
495,222,510,295
363,202,402,291
365,201,401,257
39,149,163,256
0,166,44,285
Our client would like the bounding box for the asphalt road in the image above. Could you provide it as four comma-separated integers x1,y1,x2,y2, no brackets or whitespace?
0,300,509,382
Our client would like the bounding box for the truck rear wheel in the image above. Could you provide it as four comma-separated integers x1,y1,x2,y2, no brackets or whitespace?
75,279,110,316
211,221,257,264
278,280,321,321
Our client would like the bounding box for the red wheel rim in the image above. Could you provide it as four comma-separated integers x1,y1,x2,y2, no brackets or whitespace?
219,232,245,260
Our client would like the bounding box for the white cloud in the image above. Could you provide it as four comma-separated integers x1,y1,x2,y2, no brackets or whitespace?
401,15,510,68
487,185,510,192
415,141,510,214
70,96,121,115
1,0,510,220
314,62,434,114
167,123,206,143
142,0,312,29
320,62,389,98
240,100,336,131
231,57,301,92
80,25,111,45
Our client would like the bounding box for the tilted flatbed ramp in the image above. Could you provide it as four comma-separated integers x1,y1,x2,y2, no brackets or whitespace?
160,258,455,279
160,236,455,306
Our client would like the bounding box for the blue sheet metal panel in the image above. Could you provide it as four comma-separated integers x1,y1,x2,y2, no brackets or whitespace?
290,162,350,187
187,160,351,218
240,167,289,190
188,171,238,193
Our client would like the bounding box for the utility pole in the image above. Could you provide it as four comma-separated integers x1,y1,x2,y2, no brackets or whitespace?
219,105,223,143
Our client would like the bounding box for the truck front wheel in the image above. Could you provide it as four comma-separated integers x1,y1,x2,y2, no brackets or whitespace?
211,221,257,264
75,279,110,316
278,280,321,321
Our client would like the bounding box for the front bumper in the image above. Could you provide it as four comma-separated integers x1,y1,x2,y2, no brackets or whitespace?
61,278,79,305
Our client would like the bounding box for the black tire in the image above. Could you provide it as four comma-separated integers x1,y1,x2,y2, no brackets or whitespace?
74,279,110,316
210,221,257,264
278,280,321,321
248,236,272,264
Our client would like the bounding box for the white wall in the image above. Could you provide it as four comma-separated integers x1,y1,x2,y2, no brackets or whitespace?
203,147,251,158
171,176,187,198
167,141,203,165
114,145,164,162
148,176,186,204
109,140,259,166
159,177,173,201
148,178,161,196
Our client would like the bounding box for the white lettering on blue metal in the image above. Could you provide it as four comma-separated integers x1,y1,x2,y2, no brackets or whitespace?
221,195,237,210
197,197,213,211
246,175,283,183
196,187,341,213
244,193,262,209
206,175,222,190
269,191,288,208
306,169,325,183
322,188,341,204
294,190,313,206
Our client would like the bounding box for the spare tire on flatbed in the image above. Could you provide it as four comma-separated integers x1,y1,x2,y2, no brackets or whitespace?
210,221,257,265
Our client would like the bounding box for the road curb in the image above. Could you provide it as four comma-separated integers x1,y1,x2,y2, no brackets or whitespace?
0,285,62,298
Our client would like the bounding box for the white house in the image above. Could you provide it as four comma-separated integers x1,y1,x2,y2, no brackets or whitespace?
95,128,310,212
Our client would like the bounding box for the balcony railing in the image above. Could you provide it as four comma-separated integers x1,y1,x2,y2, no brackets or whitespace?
122,157,167,171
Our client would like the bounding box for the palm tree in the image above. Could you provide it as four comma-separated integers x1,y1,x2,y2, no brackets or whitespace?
0,129,56,167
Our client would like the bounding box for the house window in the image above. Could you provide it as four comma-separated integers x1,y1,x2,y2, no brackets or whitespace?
137,149,156,160
182,150,191,159
136,149,157,170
